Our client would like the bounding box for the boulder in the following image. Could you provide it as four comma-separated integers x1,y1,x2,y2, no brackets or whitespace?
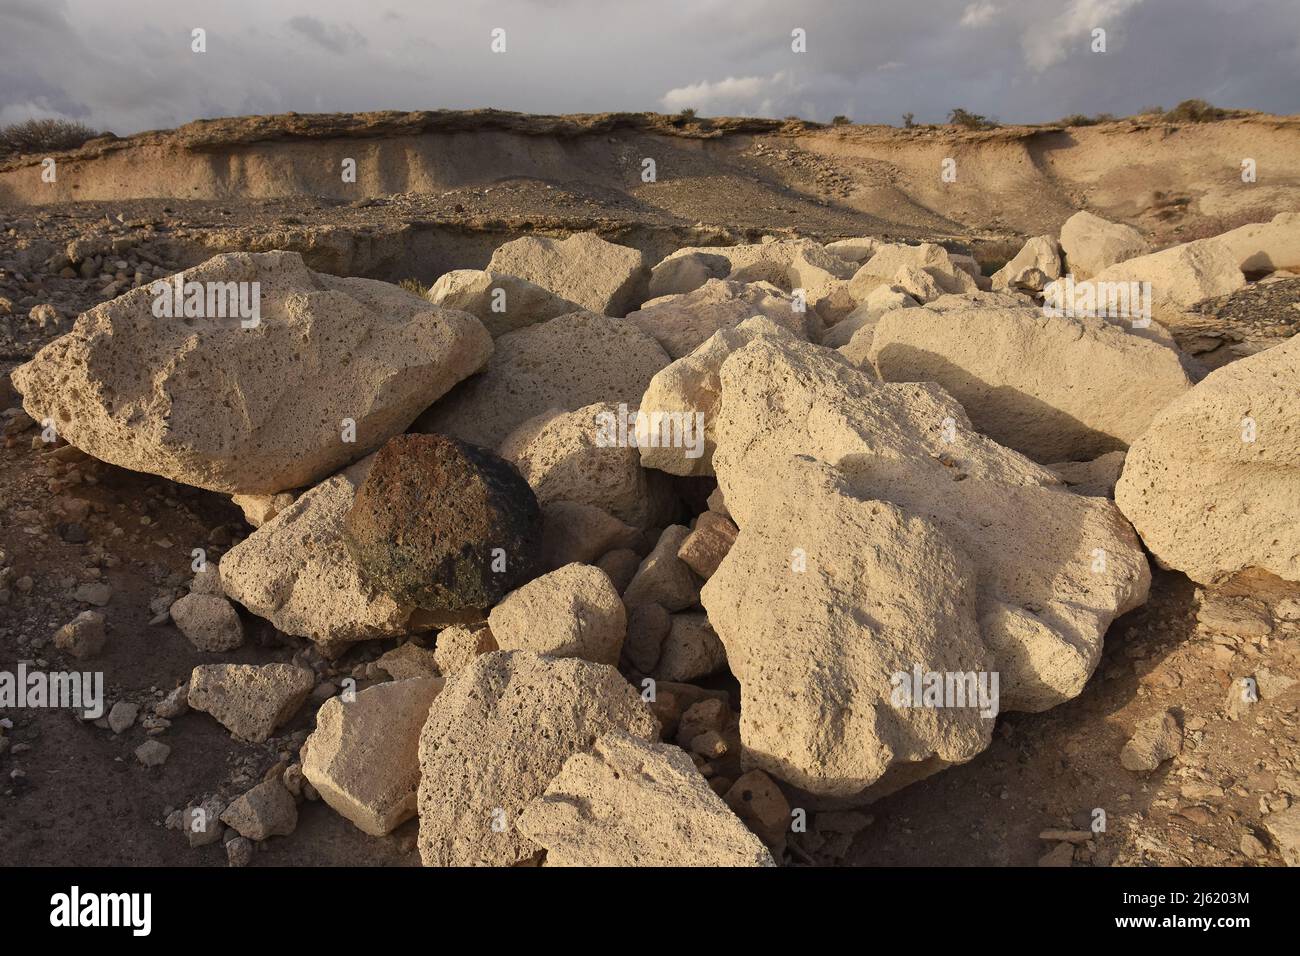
652,613,727,682
848,243,979,301
1089,238,1245,328
700,335,1150,800
637,316,796,477
517,731,774,866
626,279,812,359
486,232,648,316
487,564,626,665
1049,451,1126,498
417,311,670,449
433,624,497,676
169,593,244,652
302,677,443,836
188,663,314,743
221,455,427,657
499,403,677,529
426,269,583,336
677,512,739,579
1214,212,1300,274
415,651,658,866
869,301,1195,462
374,642,441,680
824,237,882,264
1058,210,1150,278
1115,334,1300,584
822,284,917,350
991,236,1062,293
11,251,492,494
622,525,701,611
343,433,542,620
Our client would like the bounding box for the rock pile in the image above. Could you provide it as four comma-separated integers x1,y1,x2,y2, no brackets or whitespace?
13,209,1300,866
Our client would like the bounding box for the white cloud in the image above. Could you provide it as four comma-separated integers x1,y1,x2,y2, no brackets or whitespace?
660,72,795,115
960,2,1000,28
1022,0,1145,71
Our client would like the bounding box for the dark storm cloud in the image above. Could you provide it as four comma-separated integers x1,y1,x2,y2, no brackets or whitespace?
0,0,1295,135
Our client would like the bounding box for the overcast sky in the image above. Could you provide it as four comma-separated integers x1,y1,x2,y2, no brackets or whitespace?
2,0,1297,135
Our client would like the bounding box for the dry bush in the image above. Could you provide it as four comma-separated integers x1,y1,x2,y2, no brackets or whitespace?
948,108,998,130
0,118,100,157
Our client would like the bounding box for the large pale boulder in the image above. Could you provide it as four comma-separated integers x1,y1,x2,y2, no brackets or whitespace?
1214,212,1300,274
11,251,492,494
499,403,677,529
415,651,658,867
517,731,775,866
821,284,917,350
487,563,626,665
1115,334,1300,584
991,236,1062,293
344,434,542,620
637,316,795,477
701,336,1150,800
1089,238,1245,328
869,302,1196,462
425,269,583,337
486,232,648,316
1059,210,1150,278
221,455,427,657
848,243,979,301
626,279,812,359
417,311,670,449
302,677,443,836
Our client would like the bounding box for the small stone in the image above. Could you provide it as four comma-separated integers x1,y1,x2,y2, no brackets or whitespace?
676,512,739,579
622,602,670,674
1264,806,1300,866
134,739,171,767
73,582,112,606
52,610,107,659
154,684,189,719
107,701,138,735
432,625,497,676
188,663,314,743
1239,832,1268,859
1038,842,1075,867
183,797,226,847
225,836,254,867
724,770,791,853
220,778,298,841
375,642,441,681
170,593,245,652
1197,594,1273,637
1119,710,1182,771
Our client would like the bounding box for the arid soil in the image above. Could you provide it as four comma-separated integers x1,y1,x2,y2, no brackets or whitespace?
2,110,1299,867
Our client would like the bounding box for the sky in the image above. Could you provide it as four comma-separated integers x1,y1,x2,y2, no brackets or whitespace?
1,0,1297,135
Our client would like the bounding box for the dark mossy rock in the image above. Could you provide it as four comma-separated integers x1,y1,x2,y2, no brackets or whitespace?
344,433,542,618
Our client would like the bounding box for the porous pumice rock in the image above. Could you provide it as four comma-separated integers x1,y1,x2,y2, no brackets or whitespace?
221,455,428,657
220,778,298,840
415,651,659,867
622,525,702,612
1214,211,1300,274
701,335,1150,800
188,663,314,743
848,242,980,301
169,593,244,652
486,231,648,316
637,316,796,477
626,278,813,359
1058,210,1151,278
426,269,583,337
652,613,727,682
1115,333,1300,584
344,433,542,621
374,642,441,680
11,251,492,495
417,311,670,449
869,301,1195,462
302,677,443,836
821,284,917,351
433,624,497,676
677,511,739,579
1089,238,1245,329
499,403,677,529
991,235,1062,293
1048,451,1127,498
487,564,626,665
517,731,774,867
